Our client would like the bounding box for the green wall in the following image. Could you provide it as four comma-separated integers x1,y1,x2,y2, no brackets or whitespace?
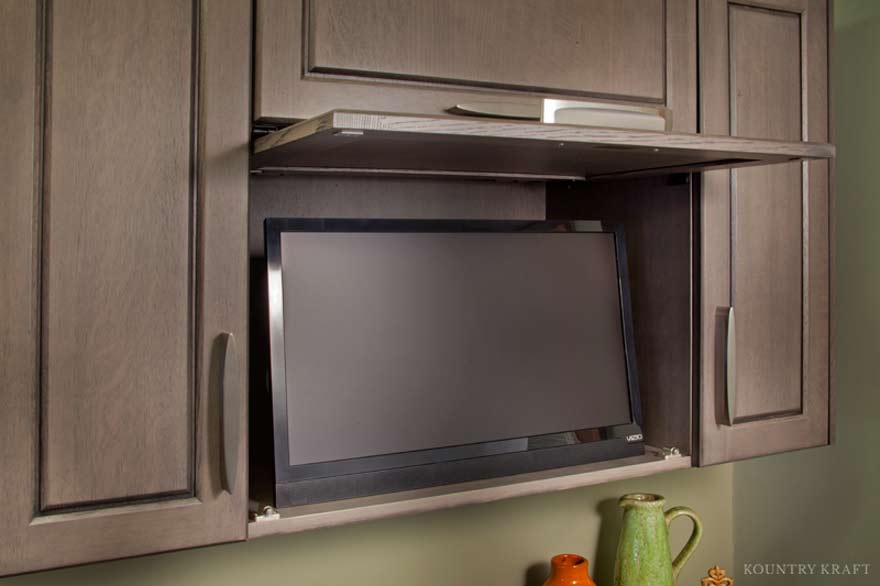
3,466,732,585
732,1,880,583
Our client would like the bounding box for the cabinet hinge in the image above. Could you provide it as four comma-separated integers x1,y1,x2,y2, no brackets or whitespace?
647,445,682,460
251,506,281,522
660,446,682,459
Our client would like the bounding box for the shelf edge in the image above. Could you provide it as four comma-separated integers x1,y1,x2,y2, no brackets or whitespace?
254,109,835,160
247,450,691,539
251,166,584,182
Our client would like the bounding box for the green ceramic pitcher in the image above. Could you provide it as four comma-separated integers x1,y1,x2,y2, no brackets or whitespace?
613,493,703,586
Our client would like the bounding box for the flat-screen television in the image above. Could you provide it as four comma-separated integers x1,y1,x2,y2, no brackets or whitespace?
265,219,643,507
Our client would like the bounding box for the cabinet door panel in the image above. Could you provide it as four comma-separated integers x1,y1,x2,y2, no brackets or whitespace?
256,0,697,132
732,163,804,420
309,0,664,101
698,0,830,464
0,0,250,575
41,0,195,511
729,4,805,422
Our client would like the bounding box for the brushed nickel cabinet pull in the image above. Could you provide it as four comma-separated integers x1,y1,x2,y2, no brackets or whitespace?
218,333,239,493
725,307,736,426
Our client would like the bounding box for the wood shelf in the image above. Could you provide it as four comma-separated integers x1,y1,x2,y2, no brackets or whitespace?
251,110,835,181
247,447,691,539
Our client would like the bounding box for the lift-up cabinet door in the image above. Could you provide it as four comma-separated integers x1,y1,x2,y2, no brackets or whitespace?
697,0,831,465
0,0,249,575
255,0,697,131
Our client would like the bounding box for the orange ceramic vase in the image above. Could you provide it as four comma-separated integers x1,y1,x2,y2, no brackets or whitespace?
544,554,597,586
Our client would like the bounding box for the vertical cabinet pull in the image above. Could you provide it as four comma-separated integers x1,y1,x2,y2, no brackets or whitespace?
218,333,239,493
725,307,736,426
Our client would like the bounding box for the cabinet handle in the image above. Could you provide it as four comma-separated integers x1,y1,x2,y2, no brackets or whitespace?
725,307,736,426
218,332,239,493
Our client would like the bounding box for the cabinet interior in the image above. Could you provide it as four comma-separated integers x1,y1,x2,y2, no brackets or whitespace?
247,172,694,531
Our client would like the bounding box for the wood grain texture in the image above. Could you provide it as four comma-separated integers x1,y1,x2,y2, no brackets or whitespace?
308,0,665,101
249,450,691,538
251,110,834,180
547,176,693,454
731,163,804,419
825,0,836,445
40,0,194,510
729,5,803,419
255,0,697,132
666,0,698,133
0,0,250,575
0,0,42,570
697,0,830,465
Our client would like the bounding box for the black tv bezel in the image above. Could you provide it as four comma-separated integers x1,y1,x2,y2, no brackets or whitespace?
265,218,644,507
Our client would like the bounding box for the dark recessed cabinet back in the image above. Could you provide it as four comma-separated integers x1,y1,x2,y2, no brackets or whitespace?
255,0,697,131
0,0,250,575
697,0,831,464
547,176,695,459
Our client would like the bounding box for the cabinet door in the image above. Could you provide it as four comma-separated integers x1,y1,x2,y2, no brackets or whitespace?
256,0,697,132
0,0,250,575
697,0,830,465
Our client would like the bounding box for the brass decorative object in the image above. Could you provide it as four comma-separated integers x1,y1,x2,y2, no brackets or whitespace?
701,566,734,586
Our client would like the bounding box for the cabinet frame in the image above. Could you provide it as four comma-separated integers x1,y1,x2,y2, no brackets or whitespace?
255,0,697,132
0,0,251,575
696,0,832,465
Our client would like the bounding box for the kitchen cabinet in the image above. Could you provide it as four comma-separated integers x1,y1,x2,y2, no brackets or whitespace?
255,0,697,131
0,0,837,572
0,0,250,575
697,0,831,464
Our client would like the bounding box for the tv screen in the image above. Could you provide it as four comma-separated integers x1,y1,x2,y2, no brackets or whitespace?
265,219,642,506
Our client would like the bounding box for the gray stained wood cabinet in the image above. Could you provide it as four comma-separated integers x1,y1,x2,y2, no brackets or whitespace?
256,0,698,132
697,0,831,465
0,0,834,575
0,0,250,575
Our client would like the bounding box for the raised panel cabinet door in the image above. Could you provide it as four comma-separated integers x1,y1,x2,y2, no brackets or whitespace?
697,0,831,465
256,0,698,132
0,0,250,575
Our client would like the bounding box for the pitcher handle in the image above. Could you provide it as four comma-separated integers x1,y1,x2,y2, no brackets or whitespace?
665,506,703,580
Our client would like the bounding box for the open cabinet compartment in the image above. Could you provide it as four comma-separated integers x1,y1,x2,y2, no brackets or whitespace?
246,171,696,538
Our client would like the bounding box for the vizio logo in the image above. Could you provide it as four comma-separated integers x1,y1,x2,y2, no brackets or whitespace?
625,433,644,443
